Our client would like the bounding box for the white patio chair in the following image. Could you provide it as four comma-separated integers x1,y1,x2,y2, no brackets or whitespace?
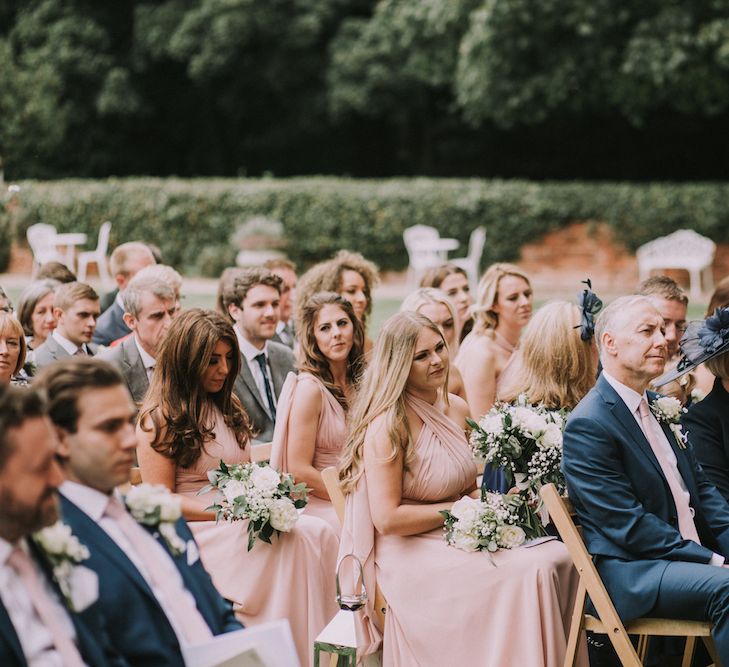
450,227,486,290
637,229,715,300
26,223,63,273
403,224,444,286
77,221,112,283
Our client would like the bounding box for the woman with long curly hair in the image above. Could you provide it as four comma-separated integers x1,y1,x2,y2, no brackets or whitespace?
296,250,379,352
270,291,365,531
136,308,338,667
337,311,580,665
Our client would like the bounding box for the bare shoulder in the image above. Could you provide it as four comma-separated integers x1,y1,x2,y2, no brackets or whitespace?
458,333,496,365
446,393,470,424
291,375,323,411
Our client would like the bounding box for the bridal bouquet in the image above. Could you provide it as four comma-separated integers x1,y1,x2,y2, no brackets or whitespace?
202,461,309,551
441,493,538,562
467,397,567,530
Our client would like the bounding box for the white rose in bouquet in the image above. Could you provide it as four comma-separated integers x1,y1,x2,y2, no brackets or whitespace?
269,497,299,532
222,480,248,505
450,496,481,523
250,466,281,496
538,423,563,450
452,530,480,553
498,524,526,549
479,413,504,436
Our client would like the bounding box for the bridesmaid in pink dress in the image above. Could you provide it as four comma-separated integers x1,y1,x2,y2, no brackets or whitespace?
271,292,365,533
136,309,339,667
338,311,583,666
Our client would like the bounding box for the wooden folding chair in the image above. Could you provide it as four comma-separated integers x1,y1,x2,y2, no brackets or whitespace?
321,466,387,628
539,483,720,667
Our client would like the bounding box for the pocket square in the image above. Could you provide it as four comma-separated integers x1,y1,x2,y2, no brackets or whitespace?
186,540,200,566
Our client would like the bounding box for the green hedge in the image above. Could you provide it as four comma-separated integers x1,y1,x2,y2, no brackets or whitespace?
3,177,729,276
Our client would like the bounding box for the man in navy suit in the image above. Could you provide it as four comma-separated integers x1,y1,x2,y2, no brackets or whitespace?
563,295,729,664
0,384,122,666
35,357,242,666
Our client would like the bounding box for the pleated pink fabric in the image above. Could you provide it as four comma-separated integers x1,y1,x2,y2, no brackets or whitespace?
270,372,347,532
176,409,339,667
339,393,584,666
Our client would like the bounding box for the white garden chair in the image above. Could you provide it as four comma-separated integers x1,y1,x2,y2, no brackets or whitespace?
450,226,486,290
636,229,715,300
403,225,447,287
77,221,112,283
26,223,63,273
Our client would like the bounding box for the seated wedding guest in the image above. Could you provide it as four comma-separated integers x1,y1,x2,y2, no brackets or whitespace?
136,309,338,667
694,276,729,396
0,285,12,313
420,264,474,341
33,282,100,370
400,287,467,400
33,357,242,666
36,261,76,284
264,258,297,348
94,242,156,346
297,250,379,353
222,267,295,443
563,296,729,666
0,384,121,667
100,270,177,404
17,279,59,351
455,263,532,419
0,313,28,386
637,276,692,403
338,311,580,665
654,307,729,502
270,292,365,531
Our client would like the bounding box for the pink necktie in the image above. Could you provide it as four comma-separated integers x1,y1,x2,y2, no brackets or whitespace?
638,399,701,544
7,546,86,667
104,497,213,644
74,347,87,356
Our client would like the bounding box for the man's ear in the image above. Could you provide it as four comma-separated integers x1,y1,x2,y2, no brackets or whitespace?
601,331,617,357
228,303,242,321
52,307,64,322
122,311,136,330
54,424,72,463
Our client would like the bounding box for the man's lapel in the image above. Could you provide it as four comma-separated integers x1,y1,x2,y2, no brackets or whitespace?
122,339,149,402
49,336,69,361
268,346,288,396
658,419,700,500
236,355,268,415
0,599,25,666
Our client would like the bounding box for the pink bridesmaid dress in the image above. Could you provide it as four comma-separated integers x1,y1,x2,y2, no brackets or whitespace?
271,372,347,533
176,409,339,667
340,394,584,666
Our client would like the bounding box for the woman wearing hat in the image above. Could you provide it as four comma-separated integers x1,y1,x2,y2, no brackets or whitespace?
655,307,729,502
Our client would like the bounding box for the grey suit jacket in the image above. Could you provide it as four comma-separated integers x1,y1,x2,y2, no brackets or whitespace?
33,335,99,370
93,302,131,346
233,340,295,443
99,336,149,404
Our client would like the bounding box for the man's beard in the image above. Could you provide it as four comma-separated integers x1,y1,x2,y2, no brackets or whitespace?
0,487,59,541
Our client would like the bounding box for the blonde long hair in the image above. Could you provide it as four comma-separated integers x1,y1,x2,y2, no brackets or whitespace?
400,287,460,355
338,311,449,495
498,301,596,410
471,263,530,336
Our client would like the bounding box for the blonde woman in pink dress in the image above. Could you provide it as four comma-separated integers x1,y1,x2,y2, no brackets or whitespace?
136,309,339,667
338,311,583,666
271,292,365,532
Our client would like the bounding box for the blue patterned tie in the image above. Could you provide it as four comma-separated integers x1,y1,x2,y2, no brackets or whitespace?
254,353,277,421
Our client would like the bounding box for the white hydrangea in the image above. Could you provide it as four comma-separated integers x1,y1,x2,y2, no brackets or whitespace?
222,480,249,505
268,498,299,532
538,423,563,450
498,524,526,549
479,413,504,436
250,465,281,496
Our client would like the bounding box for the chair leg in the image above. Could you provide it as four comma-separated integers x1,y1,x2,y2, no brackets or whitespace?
564,580,587,667
702,635,722,667
636,634,649,662
681,636,697,667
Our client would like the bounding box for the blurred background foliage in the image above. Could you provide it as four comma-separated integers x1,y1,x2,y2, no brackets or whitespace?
3,0,729,180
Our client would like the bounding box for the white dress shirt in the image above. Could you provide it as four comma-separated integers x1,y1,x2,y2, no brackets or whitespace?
52,330,90,356
133,335,156,381
234,326,277,416
0,537,78,666
59,481,198,644
603,372,724,565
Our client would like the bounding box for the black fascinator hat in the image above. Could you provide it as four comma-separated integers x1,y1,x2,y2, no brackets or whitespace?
654,307,729,387
575,279,603,341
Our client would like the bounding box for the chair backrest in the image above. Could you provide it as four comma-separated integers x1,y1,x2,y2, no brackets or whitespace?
26,223,58,253
467,227,487,262
322,466,345,525
540,484,640,660
251,441,273,463
403,224,440,250
637,229,716,263
95,221,112,253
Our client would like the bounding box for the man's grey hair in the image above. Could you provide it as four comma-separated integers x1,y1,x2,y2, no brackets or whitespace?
123,269,176,318
135,264,182,296
595,295,657,352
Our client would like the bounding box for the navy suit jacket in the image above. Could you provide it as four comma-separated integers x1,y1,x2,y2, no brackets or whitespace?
563,373,729,620
60,495,241,667
0,542,123,667
93,302,131,346
682,378,729,503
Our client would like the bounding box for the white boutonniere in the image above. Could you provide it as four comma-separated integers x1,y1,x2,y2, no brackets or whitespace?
125,484,187,557
34,522,99,612
650,396,688,449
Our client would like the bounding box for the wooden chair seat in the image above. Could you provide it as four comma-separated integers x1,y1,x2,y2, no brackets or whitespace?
539,483,721,667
